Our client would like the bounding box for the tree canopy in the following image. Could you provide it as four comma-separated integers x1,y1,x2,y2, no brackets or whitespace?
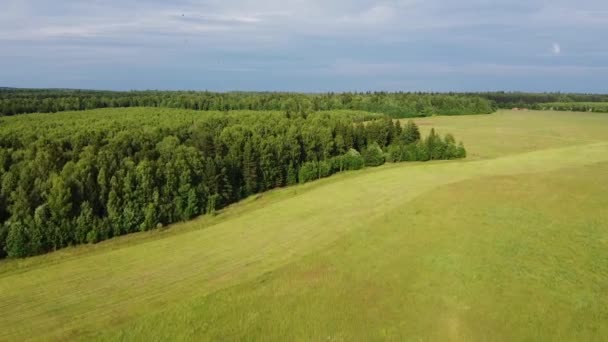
0,89,494,117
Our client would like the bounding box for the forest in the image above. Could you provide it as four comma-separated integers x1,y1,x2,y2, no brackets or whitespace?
0,89,493,117
3,89,608,118
0,108,465,258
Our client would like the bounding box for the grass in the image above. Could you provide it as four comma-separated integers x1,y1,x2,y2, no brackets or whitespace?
1,110,608,341
410,109,608,159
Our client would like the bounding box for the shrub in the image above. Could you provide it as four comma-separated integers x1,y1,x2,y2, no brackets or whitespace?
426,128,445,160
362,142,385,167
206,194,219,216
456,142,467,158
318,160,332,179
298,161,318,184
387,144,402,163
341,149,365,170
415,141,430,161
286,163,298,185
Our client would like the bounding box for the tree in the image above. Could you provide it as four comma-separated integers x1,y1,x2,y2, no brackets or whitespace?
242,140,259,194
75,202,94,244
401,120,421,145
47,175,73,249
32,204,50,253
286,163,298,185
107,187,122,237
141,202,158,232
183,188,199,220
426,128,445,160
0,222,8,258
5,220,31,258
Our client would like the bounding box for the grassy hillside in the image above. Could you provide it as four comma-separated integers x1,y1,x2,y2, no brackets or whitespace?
1,110,608,340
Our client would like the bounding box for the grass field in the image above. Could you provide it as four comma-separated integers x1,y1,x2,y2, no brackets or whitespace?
1,110,608,341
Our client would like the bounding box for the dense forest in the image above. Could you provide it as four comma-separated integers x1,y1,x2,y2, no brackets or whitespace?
3,89,608,117
0,108,465,258
0,89,493,117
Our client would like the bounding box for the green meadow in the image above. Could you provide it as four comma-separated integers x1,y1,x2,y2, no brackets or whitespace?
1,110,607,341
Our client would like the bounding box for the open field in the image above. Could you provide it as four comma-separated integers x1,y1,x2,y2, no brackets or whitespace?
411,109,608,159
1,110,608,340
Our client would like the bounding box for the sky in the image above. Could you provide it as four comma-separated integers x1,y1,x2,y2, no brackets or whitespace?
1,0,607,92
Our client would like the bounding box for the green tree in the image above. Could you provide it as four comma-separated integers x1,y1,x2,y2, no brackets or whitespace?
242,141,258,195
401,120,421,145
75,202,94,244
183,188,199,220
5,220,30,258
286,163,298,185
47,175,73,249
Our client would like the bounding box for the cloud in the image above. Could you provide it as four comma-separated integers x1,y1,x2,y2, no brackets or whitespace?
0,0,607,91
552,43,561,55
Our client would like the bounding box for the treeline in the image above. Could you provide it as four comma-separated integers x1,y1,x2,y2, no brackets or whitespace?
472,92,608,109
0,108,465,259
0,89,493,118
535,102,608,113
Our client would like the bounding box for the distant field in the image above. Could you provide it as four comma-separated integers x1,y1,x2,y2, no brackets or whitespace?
411,109,608,158
1,110,608,340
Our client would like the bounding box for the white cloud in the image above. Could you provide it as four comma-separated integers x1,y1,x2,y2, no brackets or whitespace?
2,0,607,45
1,0,608,91
552,43,561,55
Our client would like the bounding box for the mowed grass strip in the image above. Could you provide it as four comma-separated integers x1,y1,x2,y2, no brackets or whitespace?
0,110,607,340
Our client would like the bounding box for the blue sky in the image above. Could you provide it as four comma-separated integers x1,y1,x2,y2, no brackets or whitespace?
1,0,607,92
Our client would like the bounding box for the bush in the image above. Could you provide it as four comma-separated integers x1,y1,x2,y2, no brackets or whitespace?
318,160,332,179
456,142,467,158
286,163,298,185
387,144,402,163
340,149,365,170
206,194,219,216
299,149,367,185
362,142,385,167
426,128,445,160
298,160,335,184
298,161,318,184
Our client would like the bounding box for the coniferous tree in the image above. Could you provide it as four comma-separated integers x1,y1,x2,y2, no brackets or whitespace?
401,120,421,145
